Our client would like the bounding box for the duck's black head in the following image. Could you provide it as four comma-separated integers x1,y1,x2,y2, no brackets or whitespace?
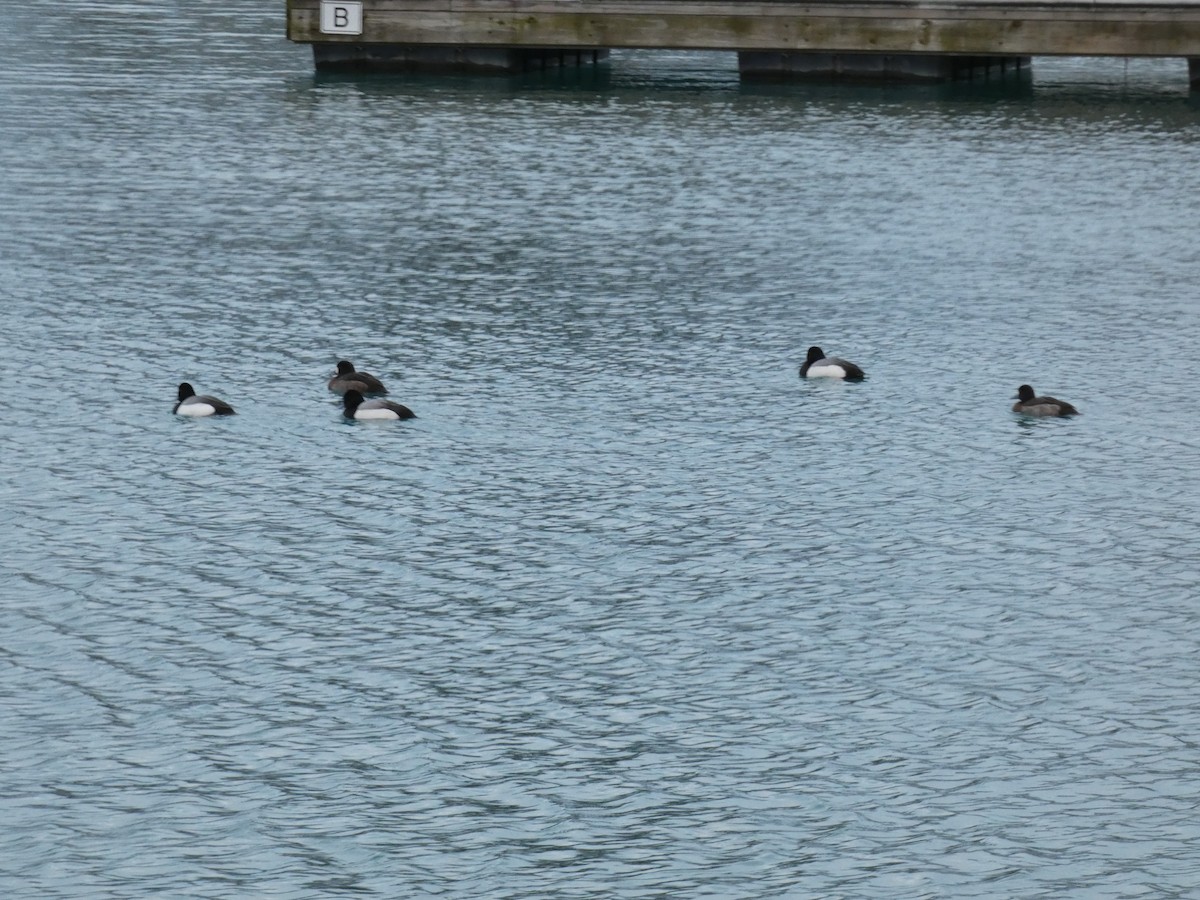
177,382,196,401
336,360,357,375
342,389,364,415
806,346,825,364
1015,384,1035,402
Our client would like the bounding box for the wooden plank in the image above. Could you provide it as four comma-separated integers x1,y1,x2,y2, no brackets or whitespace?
289,0,1200,17
291,0,1200,9
287,0,1200,55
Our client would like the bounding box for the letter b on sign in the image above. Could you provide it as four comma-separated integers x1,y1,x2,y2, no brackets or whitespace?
320,0,363,34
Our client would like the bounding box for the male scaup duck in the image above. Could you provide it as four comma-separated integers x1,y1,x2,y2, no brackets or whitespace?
342,389,415,421
1012,384,1079,417
800,346,865,381
174,382,235,416
328,360,388,395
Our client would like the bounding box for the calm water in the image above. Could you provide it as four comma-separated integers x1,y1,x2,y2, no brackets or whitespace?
4,3,1200,897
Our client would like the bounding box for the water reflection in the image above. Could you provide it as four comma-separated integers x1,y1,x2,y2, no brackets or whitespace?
295,51,1199,132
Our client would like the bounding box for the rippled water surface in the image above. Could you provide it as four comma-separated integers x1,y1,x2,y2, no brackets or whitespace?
4,3,1200,897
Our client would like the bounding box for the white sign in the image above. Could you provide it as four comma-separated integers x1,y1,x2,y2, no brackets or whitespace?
320,1,363,35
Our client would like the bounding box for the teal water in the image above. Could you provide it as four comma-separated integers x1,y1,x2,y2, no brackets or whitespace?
4,3,1200,897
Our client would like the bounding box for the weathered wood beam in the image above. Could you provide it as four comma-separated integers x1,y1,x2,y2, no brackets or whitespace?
287,0,1200,57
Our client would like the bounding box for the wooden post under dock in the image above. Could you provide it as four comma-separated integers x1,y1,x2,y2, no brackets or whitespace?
287,0,1200,85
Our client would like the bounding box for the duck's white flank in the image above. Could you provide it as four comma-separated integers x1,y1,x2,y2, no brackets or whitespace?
176,400,220,417
352,406,405,420
805,362,852,379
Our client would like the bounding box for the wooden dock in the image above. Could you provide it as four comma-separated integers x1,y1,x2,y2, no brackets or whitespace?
287,0,1200,84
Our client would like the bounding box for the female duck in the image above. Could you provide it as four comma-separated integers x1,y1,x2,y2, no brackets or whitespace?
800,346,865,381
174,383,235,416
328,360,388,396
342,389,415,421
1012,384,1079,417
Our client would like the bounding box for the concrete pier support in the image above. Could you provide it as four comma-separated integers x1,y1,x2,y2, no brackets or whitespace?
313,44,608,74
738,52,1031,83
1191,57,1200,87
